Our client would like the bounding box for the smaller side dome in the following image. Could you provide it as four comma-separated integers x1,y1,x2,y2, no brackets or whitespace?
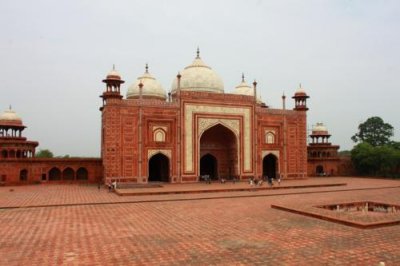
105,65,122,81
294,83,308,97
126,64,166,100
233,74,262,103
312,122,329,135
0,106,23,126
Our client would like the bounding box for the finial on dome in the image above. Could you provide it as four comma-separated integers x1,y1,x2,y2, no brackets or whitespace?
299,83,302,88
112,64,115,71
253,80,257,89
252,80,257,103
242,73,245,82
9,105,12,110
145,63,149,73
282,92,286,110
196,47,200,58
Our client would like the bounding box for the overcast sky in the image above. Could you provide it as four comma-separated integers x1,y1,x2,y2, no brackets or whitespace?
1,0,399,157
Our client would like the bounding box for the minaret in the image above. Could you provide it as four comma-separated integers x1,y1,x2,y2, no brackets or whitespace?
252,80,257,103
252,79,258,179
292,83,310,111
292,83,310,178
282,92,286,110
100,65,124,109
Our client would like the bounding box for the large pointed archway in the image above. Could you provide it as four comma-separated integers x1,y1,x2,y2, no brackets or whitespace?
199,124,238,180
263,154,278,179
148,153,170,182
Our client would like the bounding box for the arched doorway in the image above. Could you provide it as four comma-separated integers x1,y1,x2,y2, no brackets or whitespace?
200,154,217,180
20,169,28,181
263,154,278,179
148,153,169,182
316,165,324,175
76,167,88,180
200,124,238,180
62,168,75,180
49,167,61,181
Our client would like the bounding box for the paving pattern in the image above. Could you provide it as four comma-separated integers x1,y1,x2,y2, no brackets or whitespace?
1,177,400,265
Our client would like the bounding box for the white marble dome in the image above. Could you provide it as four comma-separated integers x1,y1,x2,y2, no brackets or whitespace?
233,75,262,103
312,122,328,133
126,66,166,100
294,83,307,96
171,51,224,94
0,107,22,125
106,69,121,80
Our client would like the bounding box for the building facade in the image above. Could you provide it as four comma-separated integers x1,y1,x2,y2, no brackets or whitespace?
1,50,320,185
101,51,309,183
307,122,354,176
307,123,340,176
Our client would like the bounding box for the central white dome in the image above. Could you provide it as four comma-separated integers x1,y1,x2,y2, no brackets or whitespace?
171,51,224,94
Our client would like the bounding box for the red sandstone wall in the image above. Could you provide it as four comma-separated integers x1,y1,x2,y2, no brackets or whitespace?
257,108,308,179
101,92,309,183
101,98,179,183
0,158,102,185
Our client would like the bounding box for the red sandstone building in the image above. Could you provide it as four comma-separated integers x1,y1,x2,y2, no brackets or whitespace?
2,50,355,185
307,123,340,176
101,51,309,183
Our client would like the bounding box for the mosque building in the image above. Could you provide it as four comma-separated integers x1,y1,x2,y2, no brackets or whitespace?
0,49,349,185
100,50,309,183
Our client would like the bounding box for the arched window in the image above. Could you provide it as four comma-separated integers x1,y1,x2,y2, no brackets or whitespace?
20,169,28,181
153,129,166,142
76,167,88,180
9,150,15,158
1,150,8,158
265,132,275,144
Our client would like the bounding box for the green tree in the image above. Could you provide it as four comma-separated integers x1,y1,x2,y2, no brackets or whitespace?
351,143,378,175
389,141,400,150
351,143,400,177
351,116,393,147
35,149,54,158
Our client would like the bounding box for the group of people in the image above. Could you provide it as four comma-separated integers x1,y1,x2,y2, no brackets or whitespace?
200,175,238,184
104,181,117,192
200,174,282,186
249,175,281,187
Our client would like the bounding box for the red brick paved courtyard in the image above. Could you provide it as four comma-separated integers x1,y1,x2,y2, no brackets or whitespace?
1,177,400,265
